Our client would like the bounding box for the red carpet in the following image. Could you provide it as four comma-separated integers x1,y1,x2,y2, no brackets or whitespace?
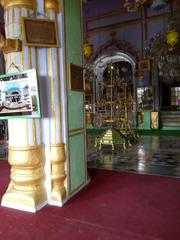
0,161,180,240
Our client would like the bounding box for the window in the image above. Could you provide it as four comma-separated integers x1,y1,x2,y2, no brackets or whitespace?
171,87,180,106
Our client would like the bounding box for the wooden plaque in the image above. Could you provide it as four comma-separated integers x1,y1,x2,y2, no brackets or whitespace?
22,18,59,47
69,64,84,91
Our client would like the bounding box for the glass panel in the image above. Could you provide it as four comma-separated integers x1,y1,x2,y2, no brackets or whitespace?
171,87,180,106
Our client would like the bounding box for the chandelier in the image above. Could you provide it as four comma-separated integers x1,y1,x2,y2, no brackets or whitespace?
123,0,168,12
83,43,94,59
83,33,94,59
123,0,147,12
145,33,180,83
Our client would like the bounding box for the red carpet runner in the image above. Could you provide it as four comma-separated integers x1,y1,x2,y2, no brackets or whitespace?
0,161,180,240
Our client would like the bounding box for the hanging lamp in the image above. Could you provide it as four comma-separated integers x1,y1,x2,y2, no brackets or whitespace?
83,43,94,59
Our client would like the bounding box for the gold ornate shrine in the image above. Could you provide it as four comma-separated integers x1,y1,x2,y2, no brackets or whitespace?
93,62,138,150
94,63,133,129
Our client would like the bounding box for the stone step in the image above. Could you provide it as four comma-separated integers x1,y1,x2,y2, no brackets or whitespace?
160,111,180,126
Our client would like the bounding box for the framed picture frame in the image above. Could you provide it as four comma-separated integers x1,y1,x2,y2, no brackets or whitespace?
0,69,41,119
137,60,152,86
137,86,153,111
138,60,151,71
22,17,59,47
68,64,84,91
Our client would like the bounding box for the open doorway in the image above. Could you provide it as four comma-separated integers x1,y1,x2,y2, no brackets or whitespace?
85,51,137,129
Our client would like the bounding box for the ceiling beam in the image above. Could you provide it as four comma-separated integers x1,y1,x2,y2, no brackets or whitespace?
87,18,141,35
86,12,170,36
84,9,130,23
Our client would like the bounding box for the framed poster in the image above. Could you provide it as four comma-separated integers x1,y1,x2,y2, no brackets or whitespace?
22,18,59,47
0,69,41,119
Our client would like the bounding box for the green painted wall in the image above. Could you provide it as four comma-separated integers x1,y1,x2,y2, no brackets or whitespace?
68,91,86,193
69,133,86,193
64,0,87,194
64,0,82,66
137,112,151,130
68,91,84,130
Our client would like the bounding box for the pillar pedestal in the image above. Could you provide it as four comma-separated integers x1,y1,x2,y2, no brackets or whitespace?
1,145,47,212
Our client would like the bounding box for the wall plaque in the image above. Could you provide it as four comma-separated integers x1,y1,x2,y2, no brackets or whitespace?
22,18,59,47
68,64,84,91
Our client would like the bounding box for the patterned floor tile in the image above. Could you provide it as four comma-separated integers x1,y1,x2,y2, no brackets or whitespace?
87,134,180,177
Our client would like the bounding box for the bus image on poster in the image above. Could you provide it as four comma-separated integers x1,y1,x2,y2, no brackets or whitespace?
0,69,41,119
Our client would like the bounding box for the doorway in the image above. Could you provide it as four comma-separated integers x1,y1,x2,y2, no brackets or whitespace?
85,51,136,129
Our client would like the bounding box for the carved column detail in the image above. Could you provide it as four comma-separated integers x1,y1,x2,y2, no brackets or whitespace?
3,0,37,10
50,143,66,202
44,0,60,13
45,0,67,204
1,0,47,212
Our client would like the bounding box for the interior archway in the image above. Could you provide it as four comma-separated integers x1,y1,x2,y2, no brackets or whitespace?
87,51,137,128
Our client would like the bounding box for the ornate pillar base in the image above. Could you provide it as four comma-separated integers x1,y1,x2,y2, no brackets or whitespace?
1,187,47,213
51,186,66,204
50,143,66,205
1,145,47,213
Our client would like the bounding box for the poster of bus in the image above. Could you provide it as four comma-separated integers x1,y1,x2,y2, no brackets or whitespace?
0,69,41,119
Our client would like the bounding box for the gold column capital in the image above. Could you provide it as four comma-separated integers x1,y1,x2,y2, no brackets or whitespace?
3,0,37,10
44,0,61,13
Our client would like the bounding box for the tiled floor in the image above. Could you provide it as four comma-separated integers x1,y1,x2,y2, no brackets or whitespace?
87,134,180,178
1,136,180,178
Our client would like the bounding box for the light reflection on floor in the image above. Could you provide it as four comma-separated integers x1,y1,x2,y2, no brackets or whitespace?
1,136,180,178
87,134,180,177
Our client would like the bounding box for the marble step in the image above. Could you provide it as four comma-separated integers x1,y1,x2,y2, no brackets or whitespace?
160,111,180,126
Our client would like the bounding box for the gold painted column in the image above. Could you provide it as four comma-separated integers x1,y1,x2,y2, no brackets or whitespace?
1,0,47,212
45,0,67,205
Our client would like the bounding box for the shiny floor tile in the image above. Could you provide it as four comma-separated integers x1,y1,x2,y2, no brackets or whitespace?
87,135,180,177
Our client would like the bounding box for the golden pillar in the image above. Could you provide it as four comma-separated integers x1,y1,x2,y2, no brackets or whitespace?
45,0,67,205
1,0,47,212
3,0,37,10
44,0,60,12
50,143,66,202
151,111,159,130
